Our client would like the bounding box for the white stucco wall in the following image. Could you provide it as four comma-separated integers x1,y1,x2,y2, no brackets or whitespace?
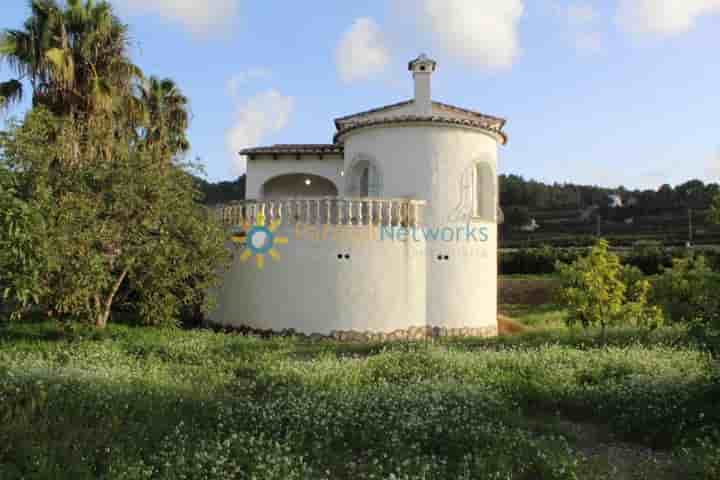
212,123,501,335
342,124,499,330
246,155,344,199
209,224,426,334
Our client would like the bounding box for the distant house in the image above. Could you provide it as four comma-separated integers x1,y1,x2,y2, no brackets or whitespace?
608,194,623,208
520,218,540,232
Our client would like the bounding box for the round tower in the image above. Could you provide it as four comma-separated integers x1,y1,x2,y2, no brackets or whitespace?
337,55,506,335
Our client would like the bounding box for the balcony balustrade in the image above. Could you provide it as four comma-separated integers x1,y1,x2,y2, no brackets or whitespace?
216,197,426,228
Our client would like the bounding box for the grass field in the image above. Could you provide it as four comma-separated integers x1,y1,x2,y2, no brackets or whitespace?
1,319,719,479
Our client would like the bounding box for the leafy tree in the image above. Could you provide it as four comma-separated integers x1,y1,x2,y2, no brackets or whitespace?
0,157,50,317
0,109,228,328
653,256,720,323
504,206,531,229
557,239,662,338
196,174,247,205
712,194,720,225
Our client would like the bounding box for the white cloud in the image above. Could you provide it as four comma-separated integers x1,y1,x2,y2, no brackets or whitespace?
335,18,391,83
566,3,598,25
415,0,524,70
225,90,294,175
227,68,272,98
116,0,240,35
617,0,720,35
552,3,603,54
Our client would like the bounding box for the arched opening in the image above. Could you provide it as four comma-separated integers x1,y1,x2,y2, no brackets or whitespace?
473,162,496,222
261,174,338,199
347,156,381,197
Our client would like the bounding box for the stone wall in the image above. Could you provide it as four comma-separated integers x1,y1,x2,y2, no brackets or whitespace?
211,323,498,342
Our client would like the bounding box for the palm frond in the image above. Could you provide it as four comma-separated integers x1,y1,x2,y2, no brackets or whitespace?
45,47,75,86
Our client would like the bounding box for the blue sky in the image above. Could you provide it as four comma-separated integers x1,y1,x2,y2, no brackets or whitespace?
2,0,719,188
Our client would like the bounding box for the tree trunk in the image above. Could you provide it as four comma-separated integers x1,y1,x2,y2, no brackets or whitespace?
94,269,128,329
95,308,110,329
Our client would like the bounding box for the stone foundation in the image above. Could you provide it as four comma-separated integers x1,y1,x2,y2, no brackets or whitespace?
329,325,498,342
210,323,498,342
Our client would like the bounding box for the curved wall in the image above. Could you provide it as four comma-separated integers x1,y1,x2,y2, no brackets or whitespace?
209,224,426,335
343,124,499,331
210,124,500,336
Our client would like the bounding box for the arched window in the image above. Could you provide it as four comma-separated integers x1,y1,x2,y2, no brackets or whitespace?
473,162,495,222
348,156,381,197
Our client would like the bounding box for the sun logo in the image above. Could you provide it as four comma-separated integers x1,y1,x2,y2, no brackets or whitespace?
232,213,289,270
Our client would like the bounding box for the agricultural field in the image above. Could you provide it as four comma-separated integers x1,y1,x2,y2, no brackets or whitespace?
1,319,719,480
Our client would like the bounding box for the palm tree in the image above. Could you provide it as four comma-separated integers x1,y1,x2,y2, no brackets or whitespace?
135,76,191,157
0,0,142,117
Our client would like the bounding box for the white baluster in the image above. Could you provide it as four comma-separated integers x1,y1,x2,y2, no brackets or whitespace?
368,200,374,225
326,198,332,225
346,200,353,225
358,199,364,225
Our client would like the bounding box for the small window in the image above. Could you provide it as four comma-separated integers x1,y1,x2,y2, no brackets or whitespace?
348,156,381,197
473,162,495,222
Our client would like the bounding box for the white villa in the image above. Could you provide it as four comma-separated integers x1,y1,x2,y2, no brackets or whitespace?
210,55,508,340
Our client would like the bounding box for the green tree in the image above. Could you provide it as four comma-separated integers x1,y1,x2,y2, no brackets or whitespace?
0,109,228,328
0,0,141,117
557,239,662,338
712,194,720,225
653,256,720,323
503,206,531,229
135,76,191,157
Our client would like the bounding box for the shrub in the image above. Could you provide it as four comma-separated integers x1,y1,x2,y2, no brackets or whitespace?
653,256,720,348
653,256,720,323
499,246,581,275
556,240,663,338
622,241,673,275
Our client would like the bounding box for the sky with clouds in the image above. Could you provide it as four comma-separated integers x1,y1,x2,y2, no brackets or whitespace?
1,0,719,189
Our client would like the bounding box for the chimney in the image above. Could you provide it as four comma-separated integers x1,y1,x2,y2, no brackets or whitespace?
408,54,437,116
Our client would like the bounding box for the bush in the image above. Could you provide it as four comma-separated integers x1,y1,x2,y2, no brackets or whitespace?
653,256,720,323
653,256,720,349
622,241,674,275
499,246,582,275
556,240,663,337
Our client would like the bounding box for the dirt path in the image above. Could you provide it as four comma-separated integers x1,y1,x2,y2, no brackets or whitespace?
554,418,683,479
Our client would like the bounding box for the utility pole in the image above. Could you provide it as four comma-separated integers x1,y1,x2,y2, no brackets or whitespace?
688,207,694,246
596,215,601,237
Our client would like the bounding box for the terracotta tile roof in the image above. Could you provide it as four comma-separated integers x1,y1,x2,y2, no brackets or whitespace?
240,144,344,156
334,100,507,134
334,100,414,129
432,101,507,128
334,114,508,145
